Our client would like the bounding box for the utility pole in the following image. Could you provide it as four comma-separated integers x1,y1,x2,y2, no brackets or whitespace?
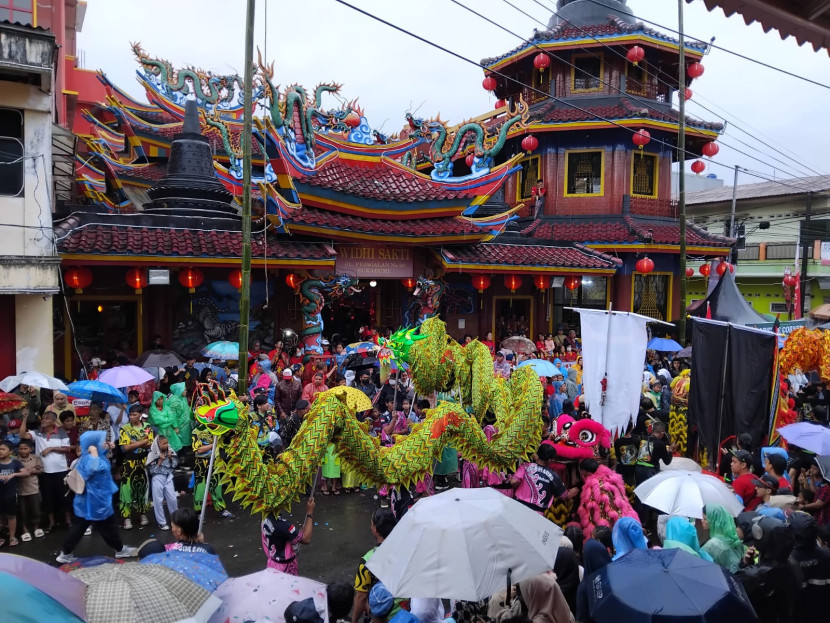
677,0,688,342
729,165,739,264
800,192,812,318
236,0,256,395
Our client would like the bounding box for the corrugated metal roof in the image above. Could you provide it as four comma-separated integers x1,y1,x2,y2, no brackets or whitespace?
686,175,830,206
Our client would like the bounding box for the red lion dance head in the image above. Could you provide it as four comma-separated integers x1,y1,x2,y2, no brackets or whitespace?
543,416,611,461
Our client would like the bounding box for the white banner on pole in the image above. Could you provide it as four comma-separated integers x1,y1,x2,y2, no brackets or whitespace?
577,309,649,435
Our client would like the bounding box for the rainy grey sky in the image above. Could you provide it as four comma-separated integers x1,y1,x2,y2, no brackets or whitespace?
77,0,830,185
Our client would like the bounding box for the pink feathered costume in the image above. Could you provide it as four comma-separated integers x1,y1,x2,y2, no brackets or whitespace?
576,463,638,539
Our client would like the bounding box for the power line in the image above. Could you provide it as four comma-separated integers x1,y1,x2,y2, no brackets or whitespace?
508,0,824,179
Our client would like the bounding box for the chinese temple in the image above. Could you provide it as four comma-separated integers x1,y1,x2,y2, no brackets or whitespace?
54,0,733,375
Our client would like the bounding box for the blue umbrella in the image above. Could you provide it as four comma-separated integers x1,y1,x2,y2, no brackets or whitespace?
588,548,756,622
202,341,241,360
516,359,559,376
0,571,85,622
66,380,128,404
140,550,228,592
647,337,683,352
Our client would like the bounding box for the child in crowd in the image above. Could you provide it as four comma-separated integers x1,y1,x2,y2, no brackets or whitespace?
168,507,216,554
4,420,21,452
16,439,43,541
146,435,179,530
59,411,79,463
0,440,29,547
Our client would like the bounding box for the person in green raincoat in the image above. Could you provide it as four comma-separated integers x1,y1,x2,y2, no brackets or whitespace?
148,391,181,452
701,504,746,572
166,383,192,453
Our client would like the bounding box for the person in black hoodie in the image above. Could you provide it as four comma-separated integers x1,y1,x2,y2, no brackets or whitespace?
735,517,801,623
789,511,830,619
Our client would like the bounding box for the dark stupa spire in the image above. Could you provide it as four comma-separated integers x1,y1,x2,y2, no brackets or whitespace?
144,99,237,217
548,0,635,29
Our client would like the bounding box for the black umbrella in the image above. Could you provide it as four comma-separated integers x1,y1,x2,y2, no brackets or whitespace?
588,548,757,622
135,350,185,369
346,356,379,372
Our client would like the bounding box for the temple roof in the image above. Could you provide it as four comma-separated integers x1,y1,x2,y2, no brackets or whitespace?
439,242,620,273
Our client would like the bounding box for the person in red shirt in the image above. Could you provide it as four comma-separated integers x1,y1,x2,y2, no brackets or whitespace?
731,450,761,511
531,178,546,218
764,453,791,494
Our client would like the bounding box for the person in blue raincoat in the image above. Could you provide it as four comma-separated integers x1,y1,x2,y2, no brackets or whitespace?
56,431,138,563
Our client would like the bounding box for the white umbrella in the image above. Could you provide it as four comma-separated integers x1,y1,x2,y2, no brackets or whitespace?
778,422,830,456
634,470,744,519
98,365,154,388
366,487,562,601
0,371,69,392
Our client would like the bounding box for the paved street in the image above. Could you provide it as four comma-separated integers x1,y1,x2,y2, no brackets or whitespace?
18,486,381,584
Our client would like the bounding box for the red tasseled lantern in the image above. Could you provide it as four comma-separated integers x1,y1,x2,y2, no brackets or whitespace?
472,274,491,293
632,129,651,149
688,62,705,78
533,52,551,72
533,275,551,290
626,46,645,65
635,257,655,274
691,160,705,174
64,267,93,293
178,267,204,293
285,273,300,289
521,134,539,153
401,277,416,290
229,269,244,291
699,264,711,277
564,276,581,290
701,142,720,157
126,267,148,293
686,268,694,278
504,274,523,293
482,76,497,91
495,99,506,109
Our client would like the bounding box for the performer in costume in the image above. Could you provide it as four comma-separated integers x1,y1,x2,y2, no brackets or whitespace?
192,424,231,518
118,407,154,528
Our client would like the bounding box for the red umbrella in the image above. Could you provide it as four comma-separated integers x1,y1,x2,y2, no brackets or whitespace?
0,392,26,416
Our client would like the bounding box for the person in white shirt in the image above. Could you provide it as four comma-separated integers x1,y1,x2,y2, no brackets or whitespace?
19,412,72,531
107,401,128,437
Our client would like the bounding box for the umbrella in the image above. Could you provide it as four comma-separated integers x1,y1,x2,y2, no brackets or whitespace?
346,356,379,371
647,337,683,352
366,487,563,601
345,341,379,355
0,371,69,392
59,556,125,572
0,571,85,622
516,359,559,377
141,550,228,592
0,553,87,620
326,386,374,413
0,391,26,415
71,562,221,623
588,548,757,622
135,350,185,369
202,341,240,360
778,422,830,455
675,346,692,358
98,366,154,389
209,568,329,623
67,380,128,404
634,470,743,519
373,358,409,371
500,336,537,354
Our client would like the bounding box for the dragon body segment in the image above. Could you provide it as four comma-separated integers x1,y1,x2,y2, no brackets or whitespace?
212,317,544,513
292,274,361,355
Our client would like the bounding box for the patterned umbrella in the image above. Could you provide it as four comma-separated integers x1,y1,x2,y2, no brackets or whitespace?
140,550,228,592
345,341,379,355
98,365,154,388
0,392,26,415
67,380,128,404
202,341,240,360
71,562,221,623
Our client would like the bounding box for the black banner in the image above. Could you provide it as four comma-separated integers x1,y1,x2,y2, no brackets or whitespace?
689,319,728,461
725,327,775,451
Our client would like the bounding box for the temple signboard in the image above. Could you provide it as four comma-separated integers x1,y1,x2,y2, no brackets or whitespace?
334,245,413,278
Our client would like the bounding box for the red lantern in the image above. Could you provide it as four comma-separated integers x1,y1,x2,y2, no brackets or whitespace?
534,275,551,290
686,268,694,278
126,267,148,293
632,129,650,149
285,273,300,290
401,277,416,290
465,153,475,168
564,276,581,290
716,260,732,276
472,274,491,293
504,274,523,293
178,267,204,293
683,88,693,101
229,269,243,291
635,257,655,274
783,274,797,288
521,134,539,153
688,62,705,79
64,267,93,293
691,160,705,174
482,76,497,92
533,52,551,72
626,45,645,65
495,99,506,109
699,264,711,277
701,142,720,157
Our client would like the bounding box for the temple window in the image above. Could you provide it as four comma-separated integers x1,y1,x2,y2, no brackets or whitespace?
0,108,24,197
633,274,670,321
564,150,603,196
571,53,603,92
516,155,540,201
0,0,34,25
626,64,649,97
631,152,657,198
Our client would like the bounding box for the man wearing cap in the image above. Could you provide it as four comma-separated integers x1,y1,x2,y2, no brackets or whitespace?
753,473,779,512
493,351,511,379
275,368,302,421
731,450,762,511
4,419,22,452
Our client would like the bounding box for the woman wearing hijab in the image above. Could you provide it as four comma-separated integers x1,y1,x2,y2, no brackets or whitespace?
554,542,581,614
47,391,73,417
166,383,191,453
575,540,612,622
148,391,180,451
611,516,647,560
516,574,574,623
702,504,746,572
662,516,714,561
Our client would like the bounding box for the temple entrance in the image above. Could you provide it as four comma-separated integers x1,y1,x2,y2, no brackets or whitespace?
493,296,534,343
324,287,374,344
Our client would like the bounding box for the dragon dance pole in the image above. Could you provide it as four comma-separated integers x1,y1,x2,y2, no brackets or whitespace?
198,438,218,534
236,0,256,395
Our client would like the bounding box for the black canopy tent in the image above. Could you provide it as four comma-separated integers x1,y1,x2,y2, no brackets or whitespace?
687,269,769,325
